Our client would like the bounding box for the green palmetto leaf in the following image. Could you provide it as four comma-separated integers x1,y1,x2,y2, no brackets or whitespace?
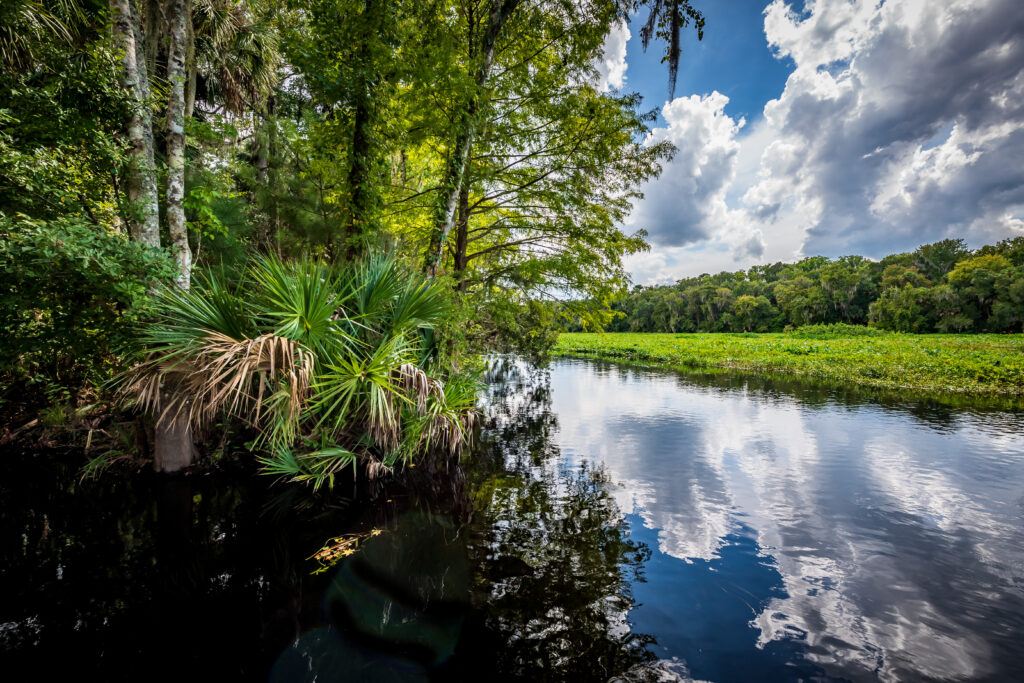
257,446,357,491
249,254,355,358
144,273,254,350
388,277,451,335
349,252,406,327
122,249,478,486
311,334,415,448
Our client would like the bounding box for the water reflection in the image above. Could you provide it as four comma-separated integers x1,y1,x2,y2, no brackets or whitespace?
463,362,662,679
3,358,1023,681
548,359,1024,681
272,512,470,682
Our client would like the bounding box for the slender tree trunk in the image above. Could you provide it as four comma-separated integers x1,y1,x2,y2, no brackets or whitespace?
166,0,192,290
454,184,470,292
184,10,197,120
343,0,385,261
155,0,196,472
145,0,163,77
252,105,271,249
267,99,282,255
424,0,519,275
111,0,160,247
345,97,373,260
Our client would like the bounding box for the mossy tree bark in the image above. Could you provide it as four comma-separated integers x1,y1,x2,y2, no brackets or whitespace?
111,0,160,247
156,0,195,471
165,0,192,291
423,0,520,276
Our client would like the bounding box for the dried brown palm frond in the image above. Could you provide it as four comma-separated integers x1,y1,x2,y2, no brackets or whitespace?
123,332,314,435
419,378,467,456
393,365,475,456
394,363,431,414
366,388,399,450
364,456,392,480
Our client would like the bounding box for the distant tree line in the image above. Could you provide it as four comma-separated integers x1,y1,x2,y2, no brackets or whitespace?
580,238,1024,333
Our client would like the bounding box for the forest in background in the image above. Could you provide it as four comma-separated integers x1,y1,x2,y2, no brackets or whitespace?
589,237,1024,334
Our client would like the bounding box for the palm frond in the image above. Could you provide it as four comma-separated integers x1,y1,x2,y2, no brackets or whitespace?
312,335,414,449
192,0,281,112
250,254,354,357
388,277,451,334
0,0,79,71
351,252,406,325
122,250,478,486
123,332,314,437
257,446,357,491
145,274,254,346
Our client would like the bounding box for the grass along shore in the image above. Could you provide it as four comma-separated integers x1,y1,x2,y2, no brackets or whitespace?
553,330,1024,397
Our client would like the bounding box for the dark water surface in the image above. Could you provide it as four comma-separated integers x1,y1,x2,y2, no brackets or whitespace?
2,358,1023,681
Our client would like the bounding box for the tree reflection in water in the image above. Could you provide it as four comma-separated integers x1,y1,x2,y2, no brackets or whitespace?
461,359,662,679
1,359,668,681
273,358,665,681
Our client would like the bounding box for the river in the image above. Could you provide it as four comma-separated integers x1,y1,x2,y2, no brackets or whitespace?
2,358,1023,681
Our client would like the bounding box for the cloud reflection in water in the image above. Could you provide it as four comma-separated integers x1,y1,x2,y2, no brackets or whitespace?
547,359,1024,681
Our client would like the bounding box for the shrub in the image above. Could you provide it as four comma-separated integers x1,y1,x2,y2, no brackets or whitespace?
120,253,478,487
788,323,886,338
0,214,174,402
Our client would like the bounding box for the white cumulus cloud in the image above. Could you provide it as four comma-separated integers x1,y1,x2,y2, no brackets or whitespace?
628,92,745,246
748,0,1024,259
596,19,630,92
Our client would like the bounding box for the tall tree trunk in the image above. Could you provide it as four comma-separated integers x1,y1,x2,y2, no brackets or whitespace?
166,0,192,290
423,0,519,275
267,99,282,255
145,0,163,78
454,184,471,292
252,105,271,249
111,0,160,247
184,10,197,120
156,0,195,473
252,101,282,254
343,0,385,262
344,95,373,260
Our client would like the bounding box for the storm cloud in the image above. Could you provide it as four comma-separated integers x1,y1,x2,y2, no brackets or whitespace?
628,0,1024,282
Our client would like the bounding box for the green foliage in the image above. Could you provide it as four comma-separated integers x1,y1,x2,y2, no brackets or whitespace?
0,38,130,226
284,0,402,254
0,214,175,397
869,286,936,333
555,332,1024,398
121,252,478,484
482,295,562,361
0,0,81,72
788,323,886,339
914,238,970,282
606,239,1024,335
379,0,668,350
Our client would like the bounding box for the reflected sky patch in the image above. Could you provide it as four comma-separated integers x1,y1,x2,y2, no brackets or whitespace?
547,359,1024,681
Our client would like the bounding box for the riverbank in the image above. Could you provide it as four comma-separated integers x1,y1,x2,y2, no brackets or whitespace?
553,332,1024,398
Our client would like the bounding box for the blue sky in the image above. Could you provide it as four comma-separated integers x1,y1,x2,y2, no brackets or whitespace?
601,0,1024,284
624,0,794,128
